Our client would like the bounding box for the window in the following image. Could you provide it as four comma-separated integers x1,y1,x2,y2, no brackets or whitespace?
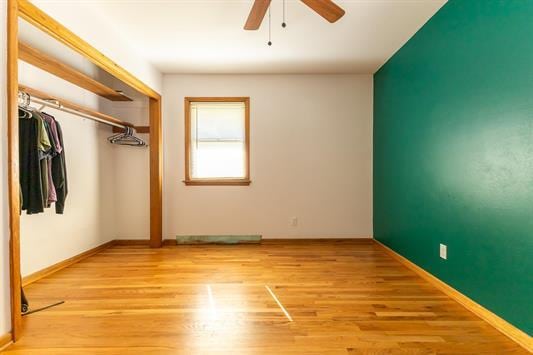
184,97,250,185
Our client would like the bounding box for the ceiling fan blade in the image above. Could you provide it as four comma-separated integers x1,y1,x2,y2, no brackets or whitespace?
300,0,345,23
244,0,272,30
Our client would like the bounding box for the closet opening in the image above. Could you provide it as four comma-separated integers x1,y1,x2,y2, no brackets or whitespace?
6,0,163,342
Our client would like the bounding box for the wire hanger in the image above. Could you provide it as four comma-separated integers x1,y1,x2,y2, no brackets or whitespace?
108,126,147,147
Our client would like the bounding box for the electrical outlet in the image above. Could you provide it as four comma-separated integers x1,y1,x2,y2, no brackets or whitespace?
439,244,447,260
290,217,298,227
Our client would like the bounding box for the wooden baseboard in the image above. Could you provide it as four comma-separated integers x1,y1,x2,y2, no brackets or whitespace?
373,239,532,352
265,236,374,240
113,239,151,246
22,240,116,287
114,239,374,246
114,239,176,246
0,332,13,352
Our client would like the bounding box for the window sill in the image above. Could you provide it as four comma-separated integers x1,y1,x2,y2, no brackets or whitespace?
183,179,251,186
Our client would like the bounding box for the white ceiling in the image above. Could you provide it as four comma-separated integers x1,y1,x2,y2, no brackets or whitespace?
66,0,447,74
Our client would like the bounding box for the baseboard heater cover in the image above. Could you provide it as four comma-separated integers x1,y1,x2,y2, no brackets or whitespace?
176,235,262,244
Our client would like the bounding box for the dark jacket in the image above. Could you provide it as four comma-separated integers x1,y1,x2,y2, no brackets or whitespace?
52,120,68,214
19,110,44,214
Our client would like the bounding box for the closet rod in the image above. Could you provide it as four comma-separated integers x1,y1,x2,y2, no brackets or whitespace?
19,84,134,129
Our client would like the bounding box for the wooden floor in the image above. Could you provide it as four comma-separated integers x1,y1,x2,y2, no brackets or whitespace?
4,240,526,354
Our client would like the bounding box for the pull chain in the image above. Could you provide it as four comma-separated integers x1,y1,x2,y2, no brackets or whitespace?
282,0,287,28
268,5,272,46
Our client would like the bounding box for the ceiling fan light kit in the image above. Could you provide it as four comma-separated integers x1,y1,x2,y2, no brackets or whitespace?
244,0,345,46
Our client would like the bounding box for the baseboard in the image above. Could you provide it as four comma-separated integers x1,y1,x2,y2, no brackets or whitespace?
264,235,373,240
0,332,13,352
162,239,177,246
114,238,374,246
264,237,373,244
22,240,116,287
373,239,532,352
113,239,151,246
114,239,176,246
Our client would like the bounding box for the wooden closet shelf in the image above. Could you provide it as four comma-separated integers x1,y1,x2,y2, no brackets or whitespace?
113,126,150,134
19,84,135,128
19,42,133,102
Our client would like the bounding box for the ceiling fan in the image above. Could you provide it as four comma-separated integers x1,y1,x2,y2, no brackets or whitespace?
244,0,346,30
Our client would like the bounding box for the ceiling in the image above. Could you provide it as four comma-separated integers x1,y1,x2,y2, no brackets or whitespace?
63,0,447,74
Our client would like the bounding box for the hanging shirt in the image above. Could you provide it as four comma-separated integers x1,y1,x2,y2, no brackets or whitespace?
51,120,68,214
41,112,62,154
43,117,58,205
34,111,52,159
34,111,57,206
19,109,44,214
40,159,49,208
41,112,64,205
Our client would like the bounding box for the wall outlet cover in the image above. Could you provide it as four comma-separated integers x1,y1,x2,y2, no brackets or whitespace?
439,243,447,260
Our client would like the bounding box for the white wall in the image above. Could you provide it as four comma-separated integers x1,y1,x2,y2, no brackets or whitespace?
163,74,373,239
0,0,11,338
109,99,150,240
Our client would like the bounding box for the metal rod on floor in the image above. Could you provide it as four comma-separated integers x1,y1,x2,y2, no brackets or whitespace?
22,301,65,316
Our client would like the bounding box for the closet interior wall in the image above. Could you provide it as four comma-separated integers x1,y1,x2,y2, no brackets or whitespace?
18,20,120,276
104,78,150,240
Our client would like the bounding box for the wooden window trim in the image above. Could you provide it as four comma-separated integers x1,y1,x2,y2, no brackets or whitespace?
184,97,251,186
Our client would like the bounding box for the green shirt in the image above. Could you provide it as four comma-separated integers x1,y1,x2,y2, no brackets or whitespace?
34,111,52,153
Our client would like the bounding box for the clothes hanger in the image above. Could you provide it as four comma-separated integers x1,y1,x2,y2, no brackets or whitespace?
108,126,147,147
18,92,34,119
108,126,131,143
19,107,33,119
107,126,130,143
114,127,146,146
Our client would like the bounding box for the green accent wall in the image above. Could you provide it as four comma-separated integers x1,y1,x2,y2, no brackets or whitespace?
374,0,533,334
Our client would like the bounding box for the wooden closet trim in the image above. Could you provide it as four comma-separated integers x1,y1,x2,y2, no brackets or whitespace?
7,0,22,342
7,0,164,343
113,126,150,134
149,98,163,248
18,42,133,102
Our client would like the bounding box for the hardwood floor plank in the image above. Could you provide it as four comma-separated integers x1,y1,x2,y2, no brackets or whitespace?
4,240,527,354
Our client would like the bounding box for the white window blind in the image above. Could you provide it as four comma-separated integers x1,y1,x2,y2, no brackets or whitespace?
190,102,246,179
